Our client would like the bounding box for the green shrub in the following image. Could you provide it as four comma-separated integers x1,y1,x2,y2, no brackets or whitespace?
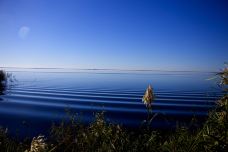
0,127,29,152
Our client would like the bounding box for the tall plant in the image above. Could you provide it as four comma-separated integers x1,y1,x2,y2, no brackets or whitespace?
142,85,157,124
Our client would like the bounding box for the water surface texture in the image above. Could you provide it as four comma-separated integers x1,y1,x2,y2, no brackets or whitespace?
0,69,222,137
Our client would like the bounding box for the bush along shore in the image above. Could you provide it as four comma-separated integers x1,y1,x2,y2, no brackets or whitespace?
0,70,7,95
0,67,227,152
0,70,14,95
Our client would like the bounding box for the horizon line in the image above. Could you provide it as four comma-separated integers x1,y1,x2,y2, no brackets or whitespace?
0,66,218,73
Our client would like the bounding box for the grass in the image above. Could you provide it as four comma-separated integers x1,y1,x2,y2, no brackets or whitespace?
0,67,227,152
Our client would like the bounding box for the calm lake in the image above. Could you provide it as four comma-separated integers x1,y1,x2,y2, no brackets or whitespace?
0,68,222,137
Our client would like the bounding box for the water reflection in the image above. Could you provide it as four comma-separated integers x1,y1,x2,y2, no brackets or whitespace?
0,69,221,138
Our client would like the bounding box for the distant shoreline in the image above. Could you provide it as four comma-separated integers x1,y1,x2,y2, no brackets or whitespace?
0,66,217,74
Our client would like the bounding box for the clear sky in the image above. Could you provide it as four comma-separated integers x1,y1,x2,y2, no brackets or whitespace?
0,0,227,71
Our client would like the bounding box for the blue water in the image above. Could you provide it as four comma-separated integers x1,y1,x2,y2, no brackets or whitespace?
0,69,222,137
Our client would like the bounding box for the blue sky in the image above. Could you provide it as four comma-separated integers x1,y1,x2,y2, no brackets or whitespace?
0,0,227,71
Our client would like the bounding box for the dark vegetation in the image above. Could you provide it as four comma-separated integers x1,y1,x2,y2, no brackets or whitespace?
0,67,227,152
0,70,14,95
0,70,7,95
